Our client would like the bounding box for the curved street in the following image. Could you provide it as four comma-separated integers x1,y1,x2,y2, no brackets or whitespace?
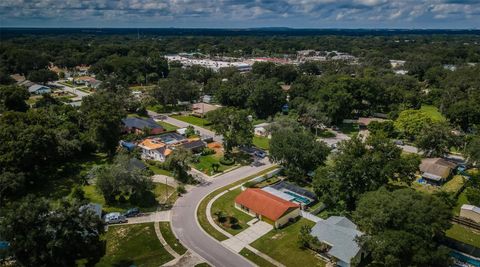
171,160,273,267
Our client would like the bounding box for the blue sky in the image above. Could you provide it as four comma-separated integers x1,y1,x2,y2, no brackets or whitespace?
1,0,479,29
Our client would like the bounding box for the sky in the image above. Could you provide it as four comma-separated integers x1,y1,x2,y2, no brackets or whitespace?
0,0,479,29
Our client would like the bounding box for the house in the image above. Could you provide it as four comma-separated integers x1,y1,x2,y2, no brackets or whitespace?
181,139,206,153
235,188,300,228
138,138,172,162
192,103,221,117
177,128,188,136
122,117,165,135
28,84,51,94
310,216,364,267
357,117,385,129
419,158,457,184
254,122,271,137
460,204,480,224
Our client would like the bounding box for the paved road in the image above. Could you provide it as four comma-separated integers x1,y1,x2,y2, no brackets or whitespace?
171,159,274,267
147,110,223,143
50,81,91,98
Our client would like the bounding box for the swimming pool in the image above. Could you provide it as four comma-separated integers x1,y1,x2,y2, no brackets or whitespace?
451,251,480,267
284,191,312,205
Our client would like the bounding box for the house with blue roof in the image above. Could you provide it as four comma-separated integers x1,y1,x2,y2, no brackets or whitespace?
310,216,365,267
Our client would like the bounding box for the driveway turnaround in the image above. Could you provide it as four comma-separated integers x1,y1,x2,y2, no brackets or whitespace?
171,160,274,267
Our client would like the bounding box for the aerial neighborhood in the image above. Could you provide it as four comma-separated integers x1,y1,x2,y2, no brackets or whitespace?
1,23,480,267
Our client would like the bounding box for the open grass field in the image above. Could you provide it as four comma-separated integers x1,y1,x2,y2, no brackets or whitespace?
239,248,277,267
251,218,326,267
96,223,174,267
446,224,480,248
147,163,172,176
253,136,270,150
197,166,279,241
171,115,212,129
211,188,253,235
420,105,446,121
159,222,187,255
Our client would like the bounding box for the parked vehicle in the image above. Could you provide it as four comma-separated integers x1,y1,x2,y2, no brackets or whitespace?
331,126,340,131
393,140,404,146
254,150,266,158
123,208,140,218
104,212,128,224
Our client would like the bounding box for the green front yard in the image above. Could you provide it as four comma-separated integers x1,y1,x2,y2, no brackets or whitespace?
157,121,179,131
159,222,187,255
171,115,212,129
193,154,232,175
338,123,360,137
96,223,174,267
446,224,480,248
147,163,173,176
211,188,253,235
251,218,326,267
253,136,270,150
412,175,466,195
83,182,174,213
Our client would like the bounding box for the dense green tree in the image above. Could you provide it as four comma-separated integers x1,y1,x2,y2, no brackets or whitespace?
207,107,253,156
269,126,329,180
0,85,29,112
415,122,455,157
367,120,396,138
80,92,126,154
165,147,194,184
394,109,434,140
94,154,154,204
465,135,480,166
353,188,451,267
247,79,286,119
314,134,420,210
27,69,58,84
0,196,105,266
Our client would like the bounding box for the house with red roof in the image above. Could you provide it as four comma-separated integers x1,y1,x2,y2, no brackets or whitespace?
234,188,300,228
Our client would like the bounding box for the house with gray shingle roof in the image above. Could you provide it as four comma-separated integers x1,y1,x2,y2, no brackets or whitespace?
310,216,364,267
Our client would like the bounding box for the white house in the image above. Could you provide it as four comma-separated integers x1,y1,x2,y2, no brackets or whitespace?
138,139,172,162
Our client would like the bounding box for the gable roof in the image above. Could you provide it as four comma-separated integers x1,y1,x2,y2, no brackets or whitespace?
235,188,299,221
122,117,163,131
420,158,457,179
28,84,50,93
311,216,363,264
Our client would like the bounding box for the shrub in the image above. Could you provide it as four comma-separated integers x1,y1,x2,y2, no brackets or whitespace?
177,185,187,195
243,181,257,188
220,157,235,165
201,148,215,156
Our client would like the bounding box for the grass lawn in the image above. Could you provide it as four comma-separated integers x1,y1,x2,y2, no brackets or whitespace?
253,176,281,188
453,191,469,216
129,85,156,91
420,105,446,122
251,218,326,267
239,248,276,267
197,166,279,241
253,136,270,150
83,182,172,213
211,188,253,235
446,224,480,248
442,175,466,193
96,223,174,267
193,154,231,175
147,163,172,176
157,121,179,131
317,130,336,138
171,115,212,129
338,123,359,137
159,222,187,255
253,119,267,125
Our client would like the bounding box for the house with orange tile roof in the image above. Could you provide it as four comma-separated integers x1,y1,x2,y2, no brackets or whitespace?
235,188,300,228
138,138,172,162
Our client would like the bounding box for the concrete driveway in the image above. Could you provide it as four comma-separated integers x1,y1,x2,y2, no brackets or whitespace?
221,220,272,252
125,210,171,225
171,160,274,267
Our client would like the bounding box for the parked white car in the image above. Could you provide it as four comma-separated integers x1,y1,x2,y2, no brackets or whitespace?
104,212,127,225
